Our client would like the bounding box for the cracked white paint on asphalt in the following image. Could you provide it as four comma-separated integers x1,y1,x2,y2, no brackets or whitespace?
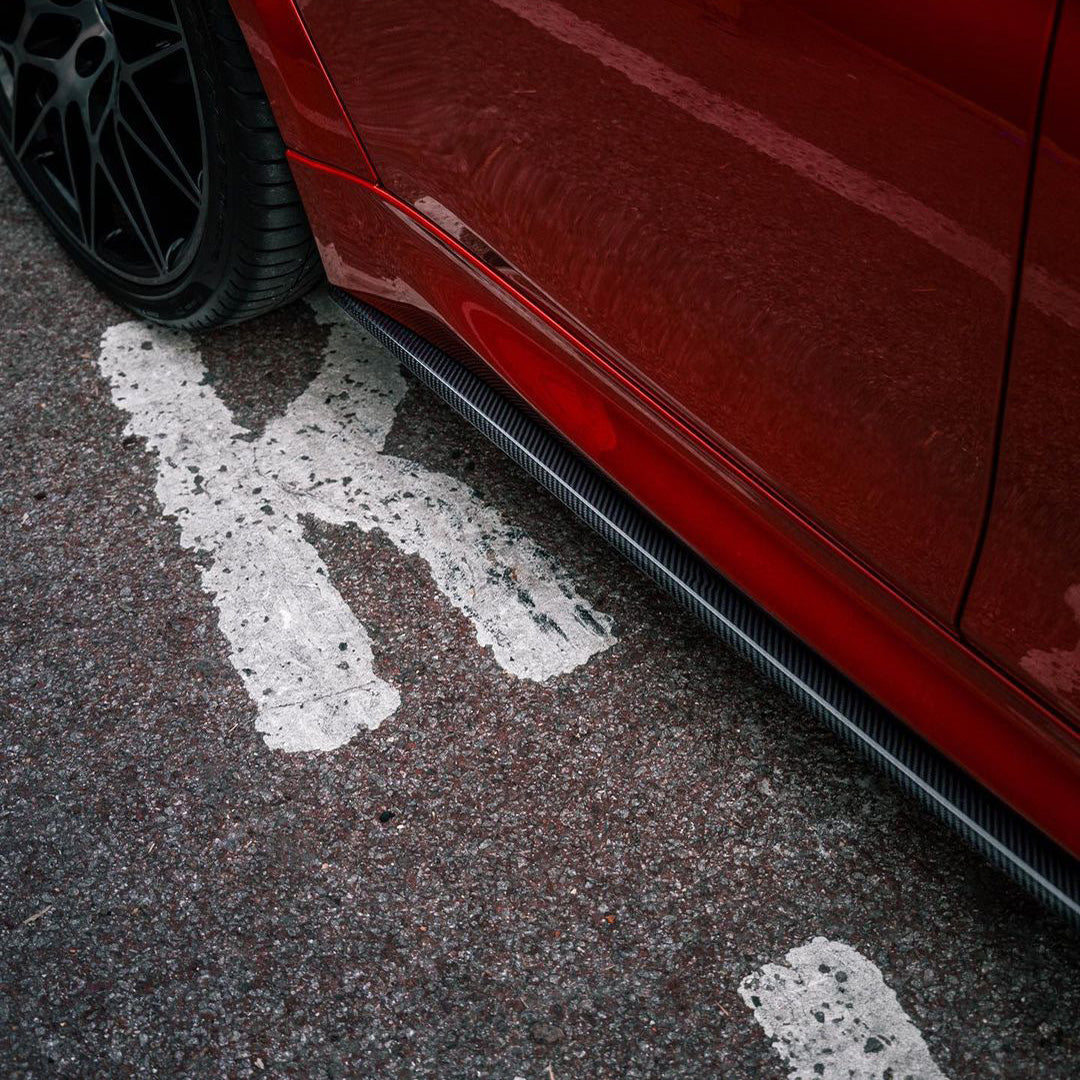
739,937,948,1080
96,293,615,752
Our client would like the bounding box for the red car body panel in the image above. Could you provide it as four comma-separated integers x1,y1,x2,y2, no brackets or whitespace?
226,0,377,181
286,151,1080,857
963,1,1080,728
228,0,1080,857
295,0,1052,626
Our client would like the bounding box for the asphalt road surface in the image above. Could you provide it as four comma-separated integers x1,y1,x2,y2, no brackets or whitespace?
1,162,1078,1079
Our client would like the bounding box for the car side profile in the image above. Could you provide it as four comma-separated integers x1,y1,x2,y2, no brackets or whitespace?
2,0,1078,917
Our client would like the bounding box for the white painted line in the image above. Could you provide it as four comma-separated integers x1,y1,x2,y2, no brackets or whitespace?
96,293,615,752
739,937,948,1080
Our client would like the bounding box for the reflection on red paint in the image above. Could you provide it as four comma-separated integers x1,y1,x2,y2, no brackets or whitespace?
1021,586,1080,699
962,1,1080,729
463,303,619,455
288,151,1080,856
230,0,377,180
296,0,1055,624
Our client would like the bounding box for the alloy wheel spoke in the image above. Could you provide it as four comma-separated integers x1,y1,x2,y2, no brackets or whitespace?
87,157,98,252
61,106,95,245
100,152,165,273
0,50,16,142
2,0,204,284
116,111,199,205
62,149,85,242
46,103,76,217
112,117,169,271
120,74,198,195
103,5,179,35
124,39,182,75
15,90,54,158
9,57,31,150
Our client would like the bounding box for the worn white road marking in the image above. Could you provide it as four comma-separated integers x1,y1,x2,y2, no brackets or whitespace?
97,294,615,752
739,937,948,1080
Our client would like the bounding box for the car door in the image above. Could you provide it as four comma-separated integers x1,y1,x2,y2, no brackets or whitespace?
961,0,1080,729
297,0,1054,626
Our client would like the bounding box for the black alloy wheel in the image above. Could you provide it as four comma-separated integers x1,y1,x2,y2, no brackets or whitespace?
0,0,322,327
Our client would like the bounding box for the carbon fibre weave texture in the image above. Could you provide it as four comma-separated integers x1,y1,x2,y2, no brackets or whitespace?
330,285,1080,924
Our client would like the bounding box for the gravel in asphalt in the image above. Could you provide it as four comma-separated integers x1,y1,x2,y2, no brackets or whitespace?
1,164,1078,1078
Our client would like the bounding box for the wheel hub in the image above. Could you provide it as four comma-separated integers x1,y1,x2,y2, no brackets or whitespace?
30,0,119,135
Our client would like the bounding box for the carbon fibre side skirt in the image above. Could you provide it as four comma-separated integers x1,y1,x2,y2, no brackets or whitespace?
330,285,1080,924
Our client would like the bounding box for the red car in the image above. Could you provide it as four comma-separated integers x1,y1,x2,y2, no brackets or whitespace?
3,0,1078,916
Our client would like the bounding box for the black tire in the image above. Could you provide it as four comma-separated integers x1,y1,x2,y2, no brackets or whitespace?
0,0,322,328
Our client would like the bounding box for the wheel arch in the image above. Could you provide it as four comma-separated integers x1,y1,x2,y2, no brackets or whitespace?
227,0,378,181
